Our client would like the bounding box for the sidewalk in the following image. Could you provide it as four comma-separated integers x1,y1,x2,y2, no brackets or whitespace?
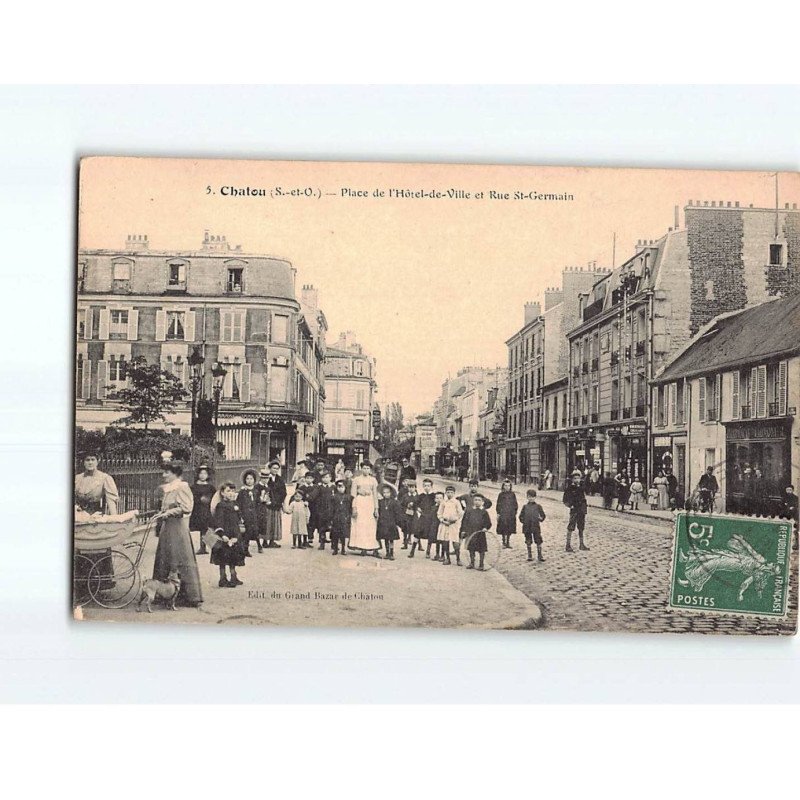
432,475,676,525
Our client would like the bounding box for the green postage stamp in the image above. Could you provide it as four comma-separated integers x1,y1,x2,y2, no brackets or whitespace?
669,513,793,618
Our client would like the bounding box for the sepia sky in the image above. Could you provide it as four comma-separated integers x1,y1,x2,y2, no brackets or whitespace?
79,158,799,418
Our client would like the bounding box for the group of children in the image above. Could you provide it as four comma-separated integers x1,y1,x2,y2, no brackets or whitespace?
207,463,566,588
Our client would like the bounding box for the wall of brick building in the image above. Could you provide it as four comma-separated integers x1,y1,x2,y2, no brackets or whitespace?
767,212,800,297
687,207,746,335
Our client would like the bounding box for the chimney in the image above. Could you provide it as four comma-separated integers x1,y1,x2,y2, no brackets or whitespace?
301,283,319,310
125,234,149,251
544,287,564,311
674,205,680,229
524,301,541,325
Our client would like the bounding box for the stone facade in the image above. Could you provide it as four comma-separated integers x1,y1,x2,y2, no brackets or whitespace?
75,233,327,476
322,331,377,466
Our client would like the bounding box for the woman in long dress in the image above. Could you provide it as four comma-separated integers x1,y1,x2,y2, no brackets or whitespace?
153,461,203,607
349,461,381,557
190,465,216,555
654,470,670,510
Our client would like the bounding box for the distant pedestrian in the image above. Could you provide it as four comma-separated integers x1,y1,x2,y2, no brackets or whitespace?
563,470,589,553
426,490,446,561
629,478,643,511
698,467,719,513
495,480,519,548
399,457,417,488
648,484,659,510
330,480,352,555
519,488,546,562
334,458,346,482
601,473,616,509
588,466,600,496
290,460,308,484
461,495,492,571
542,469,553,490
654,470,669,510
614,470,630,511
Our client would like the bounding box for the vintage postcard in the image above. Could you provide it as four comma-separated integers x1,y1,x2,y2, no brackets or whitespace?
73,157,799,635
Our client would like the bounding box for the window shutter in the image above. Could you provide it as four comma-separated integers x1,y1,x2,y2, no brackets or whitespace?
778,361,788,416
698,377,706,422
127,309,139,340
75,358,83,399
185,311,196,342
731,371,740,419
83,363,92,399
669,383,677,425
98,309,110,340
241,363,251,403
236,310,245,342
97,360,108,400
155,310,167,341
756,365,767,417
181,361,189,389
750,367,758,411
715,374,721,420
223,366,233,399
83,308,93,340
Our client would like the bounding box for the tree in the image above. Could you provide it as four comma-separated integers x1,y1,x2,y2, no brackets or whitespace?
109,356,188,433
378,401,404,453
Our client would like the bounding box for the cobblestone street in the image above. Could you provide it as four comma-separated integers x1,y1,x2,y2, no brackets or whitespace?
431,478,797,635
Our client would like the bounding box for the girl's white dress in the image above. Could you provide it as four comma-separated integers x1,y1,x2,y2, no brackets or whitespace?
350,474,379,550
437,497,464,543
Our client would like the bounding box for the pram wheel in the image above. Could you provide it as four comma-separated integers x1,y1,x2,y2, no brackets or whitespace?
88,550,141,609
72,553,94,607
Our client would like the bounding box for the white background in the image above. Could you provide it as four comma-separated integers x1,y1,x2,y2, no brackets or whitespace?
1,85,799,705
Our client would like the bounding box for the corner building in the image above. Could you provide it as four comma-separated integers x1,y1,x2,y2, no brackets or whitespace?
75,232,327,478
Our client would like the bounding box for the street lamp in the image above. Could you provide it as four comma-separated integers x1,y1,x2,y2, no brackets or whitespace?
211,362,228,430
188,346,204,442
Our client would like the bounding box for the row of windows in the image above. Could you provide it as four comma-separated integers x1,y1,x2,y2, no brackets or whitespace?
508,331,543,370
78,307,291,345
75,353,319,408
328,415,367,439
97,260,248,294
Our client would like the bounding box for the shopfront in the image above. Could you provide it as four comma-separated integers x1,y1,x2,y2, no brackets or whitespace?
567,429,604,476
614,423,648,483
725,419,792,516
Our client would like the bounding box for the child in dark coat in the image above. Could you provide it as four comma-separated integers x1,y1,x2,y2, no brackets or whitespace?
398,485,418,549
314,473,336,551
330,480,353,555
210,482,246,587
460,495,492,570
409,478,436,559
377,485,402,560
519,488,546,562
495,480,518,548
237,469,260,556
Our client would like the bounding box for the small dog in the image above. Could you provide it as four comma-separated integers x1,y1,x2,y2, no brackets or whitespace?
137,569,181,613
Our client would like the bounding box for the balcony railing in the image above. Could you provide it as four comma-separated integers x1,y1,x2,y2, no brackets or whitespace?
768,402,781,416
741,405,752,419
707,408,719,422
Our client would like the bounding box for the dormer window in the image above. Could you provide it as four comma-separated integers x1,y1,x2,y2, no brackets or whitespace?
227,268,244,293
111,258,133,294
167,260,188,290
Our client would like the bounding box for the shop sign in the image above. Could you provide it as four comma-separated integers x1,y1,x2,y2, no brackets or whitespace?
727,421,788,441
653,436,672,448
605,427,621,436
624,424,647,435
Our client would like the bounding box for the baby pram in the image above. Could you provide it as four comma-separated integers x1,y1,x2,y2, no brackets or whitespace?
73,510,156,609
